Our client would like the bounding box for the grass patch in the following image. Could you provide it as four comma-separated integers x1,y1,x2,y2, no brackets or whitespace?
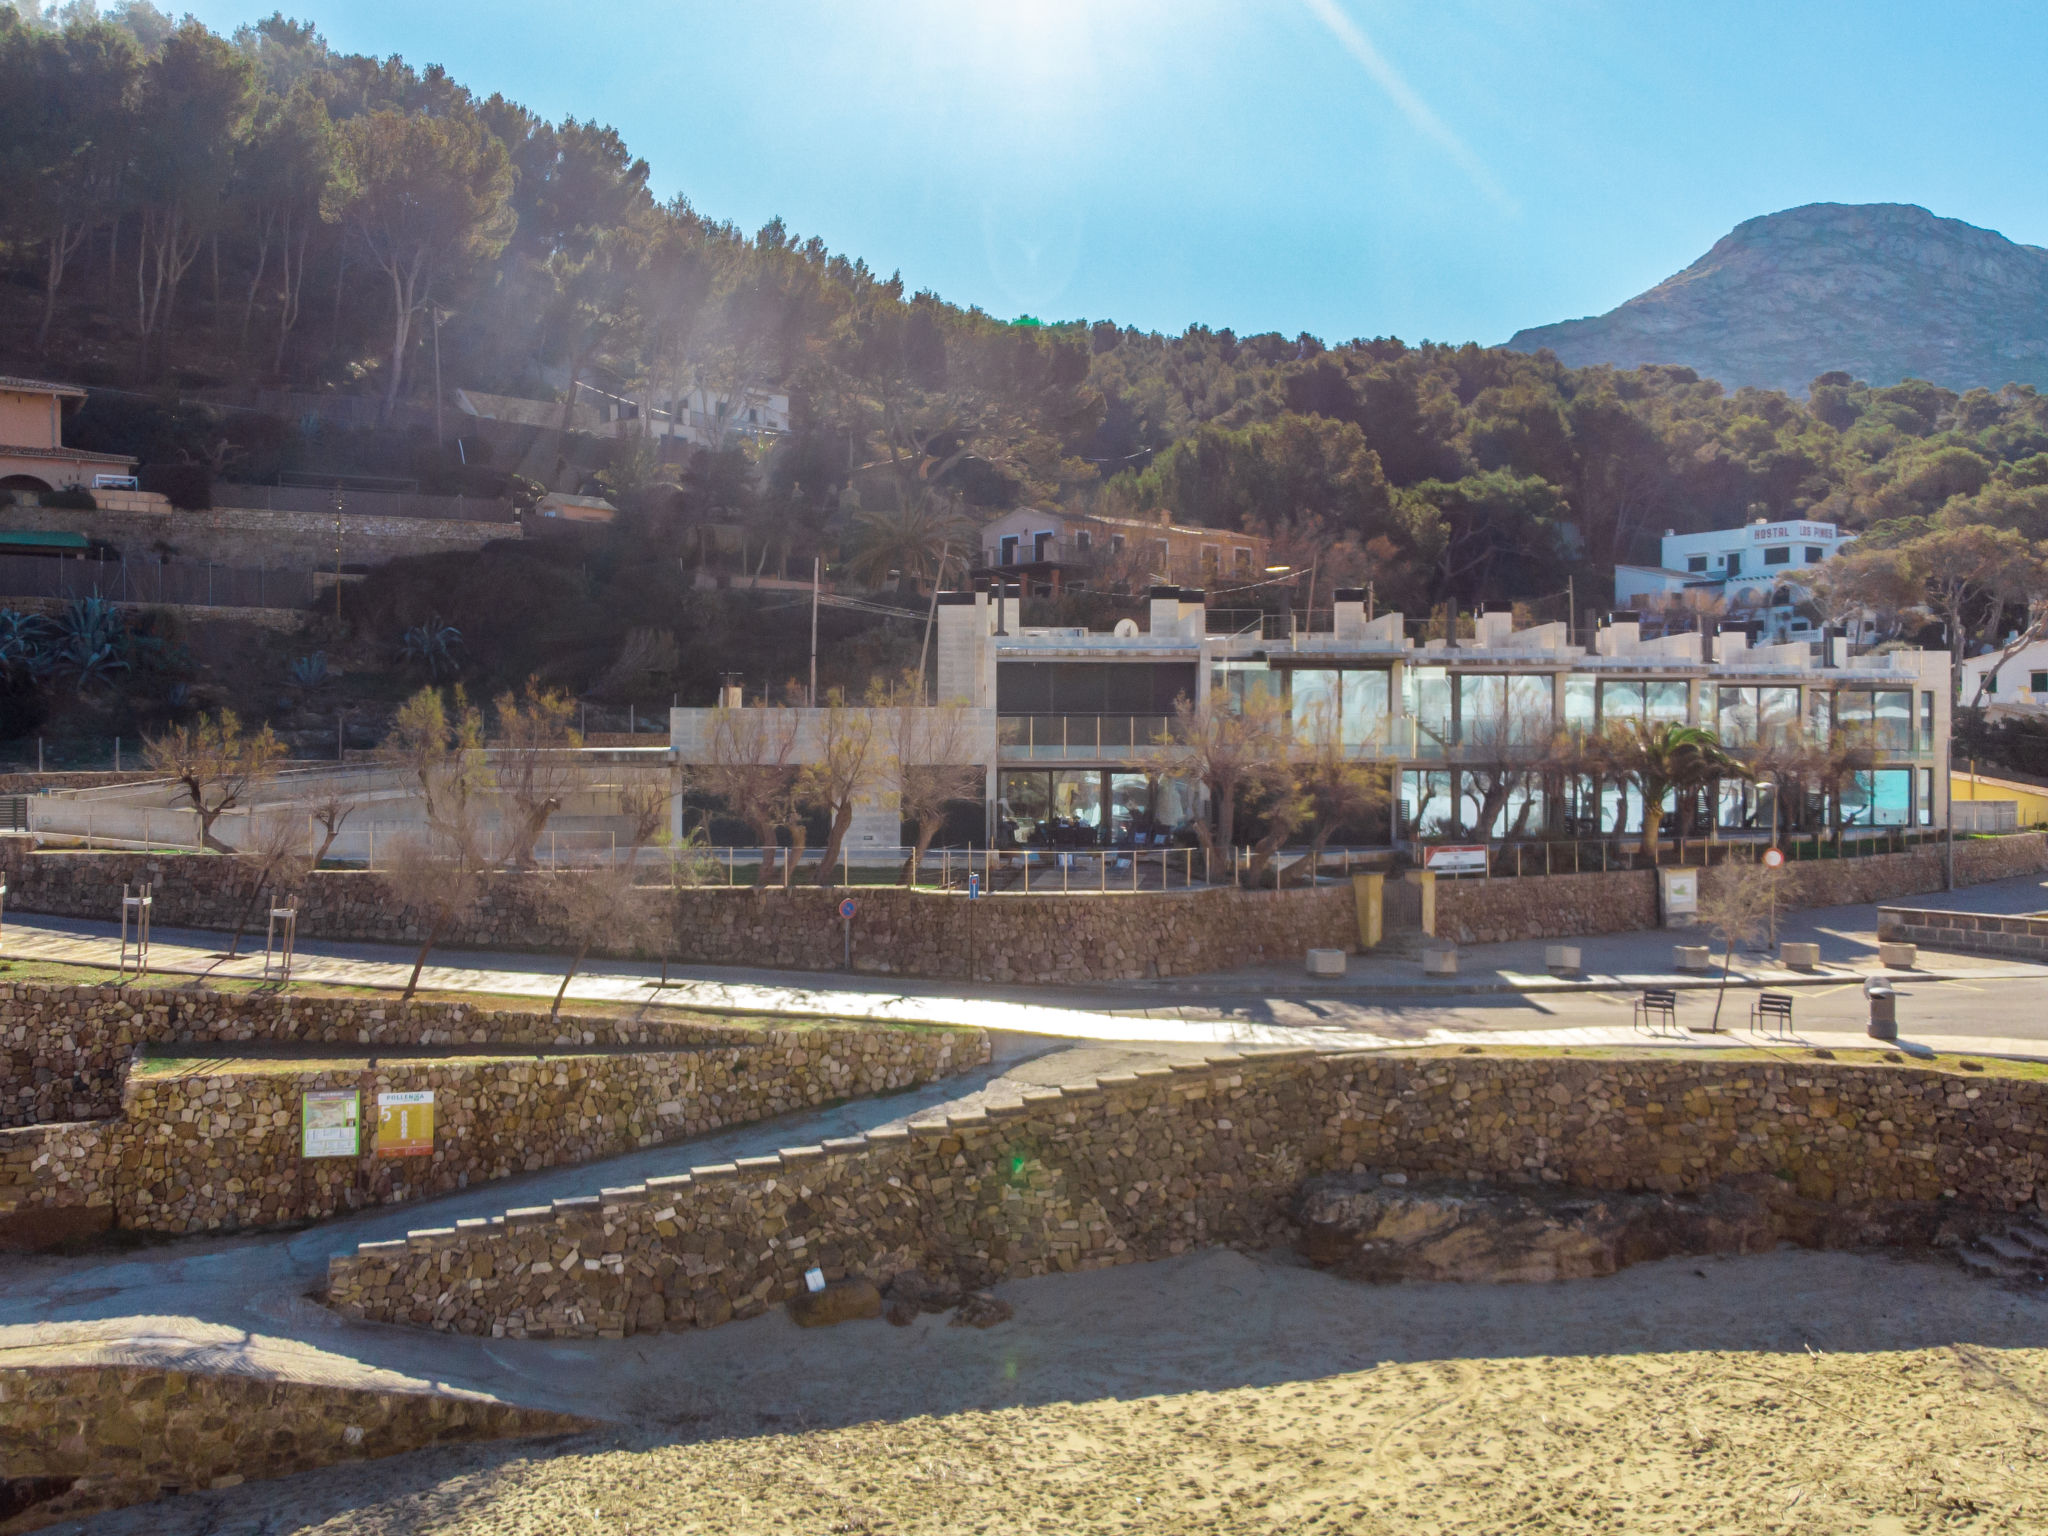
0,957,920,1033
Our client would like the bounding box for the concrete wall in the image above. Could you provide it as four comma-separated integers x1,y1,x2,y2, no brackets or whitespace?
323,1047,2048,1339
0,1023,986,1238
0,1365,586,1532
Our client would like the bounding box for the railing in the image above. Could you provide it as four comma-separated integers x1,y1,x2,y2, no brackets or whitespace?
1204,609,1335,638
1418,826,1955,879
997,715,1175,758
0,555,316,609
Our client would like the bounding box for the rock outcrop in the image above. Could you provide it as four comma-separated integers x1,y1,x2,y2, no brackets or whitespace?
1505,203,2048,395
1295,1172,1982,1284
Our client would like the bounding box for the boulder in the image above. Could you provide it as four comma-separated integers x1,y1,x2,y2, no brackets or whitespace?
950,1291,1014,1329
881,1270,963,1327
787,1278,882,1327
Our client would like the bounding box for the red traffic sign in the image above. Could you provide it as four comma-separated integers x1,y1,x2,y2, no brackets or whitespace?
1763,847,1786,868
838,896,859,920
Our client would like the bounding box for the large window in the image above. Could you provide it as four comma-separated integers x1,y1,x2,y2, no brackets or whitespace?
1714,685,1800,746
1290,668,1391,748
1841,768,1912,827
1000,769,1194,846
997,661,1197,715
1831,688,1912,752
1400,769,1455,836
1403,666,1452,756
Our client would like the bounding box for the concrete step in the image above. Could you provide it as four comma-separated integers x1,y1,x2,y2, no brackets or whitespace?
2003,1222,2048,1257
1974,1231,2045,1267
1956,1247,2027,1280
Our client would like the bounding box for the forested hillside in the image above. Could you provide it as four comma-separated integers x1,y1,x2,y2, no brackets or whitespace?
5,3,2048,722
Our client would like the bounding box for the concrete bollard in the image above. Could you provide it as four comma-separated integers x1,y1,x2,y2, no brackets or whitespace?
1673,945,1713,973
1877,941,1918,970
1421,945,1459,976
1544,943,1581,974
1305,948,1346,978
1781,942,1821,970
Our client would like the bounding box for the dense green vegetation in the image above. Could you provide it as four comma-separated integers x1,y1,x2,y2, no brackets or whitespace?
4,3,2048,767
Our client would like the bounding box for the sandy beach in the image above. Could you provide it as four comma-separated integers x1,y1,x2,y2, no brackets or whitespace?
47,1242,2048,1535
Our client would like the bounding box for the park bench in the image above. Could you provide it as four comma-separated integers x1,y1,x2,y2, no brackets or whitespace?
1750,991,1795,1038
1633,987,1678,1035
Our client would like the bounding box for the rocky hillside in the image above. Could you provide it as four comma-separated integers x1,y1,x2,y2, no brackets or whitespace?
1506,203,2048,395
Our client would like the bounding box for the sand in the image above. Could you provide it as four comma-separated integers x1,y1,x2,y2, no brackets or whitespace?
58,1246,2048,1535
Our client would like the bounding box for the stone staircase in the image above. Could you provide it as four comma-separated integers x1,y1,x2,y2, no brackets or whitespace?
1953,1213,2048,1284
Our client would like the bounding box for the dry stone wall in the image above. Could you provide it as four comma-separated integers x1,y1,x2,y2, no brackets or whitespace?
1431,834,2048,946
0,1365,586,1533
325,1048,2048,1340
0,842,1357,982
0,1025,986,1238
0,980,822,1127
1879,906,2048,962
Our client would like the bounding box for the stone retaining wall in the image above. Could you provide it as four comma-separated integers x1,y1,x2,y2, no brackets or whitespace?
0,1365,586,1533
1431,834,2048,945
324,1048,2048,1339
0,842,1358,982
0,1025,986,1238
1878,906,2048,962
0,981,823,1128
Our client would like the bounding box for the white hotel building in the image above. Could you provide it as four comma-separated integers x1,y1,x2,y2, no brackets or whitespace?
1615,518,1858,643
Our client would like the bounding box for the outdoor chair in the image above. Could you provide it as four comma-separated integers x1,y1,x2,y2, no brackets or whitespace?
1633,987,1678,1035
1750,992,1795,1038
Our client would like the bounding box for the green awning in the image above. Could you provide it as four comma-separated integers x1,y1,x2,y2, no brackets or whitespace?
0,529,90,551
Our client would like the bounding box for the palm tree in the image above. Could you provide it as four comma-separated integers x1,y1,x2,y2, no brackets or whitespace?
1595,720,1749,865
843,495,967,592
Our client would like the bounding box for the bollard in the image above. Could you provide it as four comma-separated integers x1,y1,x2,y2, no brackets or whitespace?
1864,976,1898,1041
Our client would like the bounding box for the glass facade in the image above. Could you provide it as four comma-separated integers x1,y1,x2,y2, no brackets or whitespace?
998,769,1193,847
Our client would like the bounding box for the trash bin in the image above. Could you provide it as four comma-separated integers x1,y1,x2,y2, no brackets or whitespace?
1864,976,1897,1041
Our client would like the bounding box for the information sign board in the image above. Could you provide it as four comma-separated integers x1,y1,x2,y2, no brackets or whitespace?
376,1090,435,1158
301,1089,359,1159
1424,845,1489,874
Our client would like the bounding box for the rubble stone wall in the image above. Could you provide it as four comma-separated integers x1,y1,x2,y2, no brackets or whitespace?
0,1365,586,1533
1431,834,2048,945
324,1048,2048,1340
0,1026,985,1237
0,842,1358,982
0,980,819,1127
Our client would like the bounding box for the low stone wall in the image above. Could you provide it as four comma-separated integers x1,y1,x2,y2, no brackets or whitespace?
0,773,157,795
0,501,513,571
0,843,1358,982
0,980,836,1127
1879,906,2048,962
0,1025,986,1238
1431,868,1655,944
325,1048,2048,1339
0,1365,585,1533
1431,834,2048,946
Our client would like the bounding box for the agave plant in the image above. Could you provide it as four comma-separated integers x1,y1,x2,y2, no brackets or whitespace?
50,597,131,694
290,651,333,689
399,617,462,678
0,608,54,683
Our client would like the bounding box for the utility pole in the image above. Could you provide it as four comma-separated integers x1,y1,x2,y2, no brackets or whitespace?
1566,575,1575,648
808,556,820,707
431,305,448,447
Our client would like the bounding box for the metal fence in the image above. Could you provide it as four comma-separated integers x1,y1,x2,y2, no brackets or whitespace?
1424,827,1954,880
0,555,316,610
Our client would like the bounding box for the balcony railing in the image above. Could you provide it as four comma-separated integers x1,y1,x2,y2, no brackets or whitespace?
998,715,1175,759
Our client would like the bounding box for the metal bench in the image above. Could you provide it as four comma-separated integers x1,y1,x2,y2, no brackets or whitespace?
1633,987,1678,1034
1750,991,1795,1038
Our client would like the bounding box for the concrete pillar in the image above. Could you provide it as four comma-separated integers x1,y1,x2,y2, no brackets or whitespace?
1352,871,1384,950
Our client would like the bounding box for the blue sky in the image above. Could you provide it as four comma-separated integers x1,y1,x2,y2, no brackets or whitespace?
180,0,2048,346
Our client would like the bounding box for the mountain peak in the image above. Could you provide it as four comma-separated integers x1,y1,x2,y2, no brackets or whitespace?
1505,202,2048,395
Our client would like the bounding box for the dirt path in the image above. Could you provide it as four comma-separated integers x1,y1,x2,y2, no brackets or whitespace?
50,1245,2048,1535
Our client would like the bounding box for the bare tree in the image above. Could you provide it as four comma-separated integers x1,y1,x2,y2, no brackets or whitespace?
543,776,670,1020
306,786,357,865
493,678,583,867
799,690,887,886
1293,698,1390,882
144,710,285,852
879,676,984,884
1159,686,1290,858
699,705,802,887
380,687,490,997
1699,860,1781,1033
220,812,315,961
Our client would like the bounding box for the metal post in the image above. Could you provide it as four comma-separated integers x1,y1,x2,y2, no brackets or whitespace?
808,556,820,707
